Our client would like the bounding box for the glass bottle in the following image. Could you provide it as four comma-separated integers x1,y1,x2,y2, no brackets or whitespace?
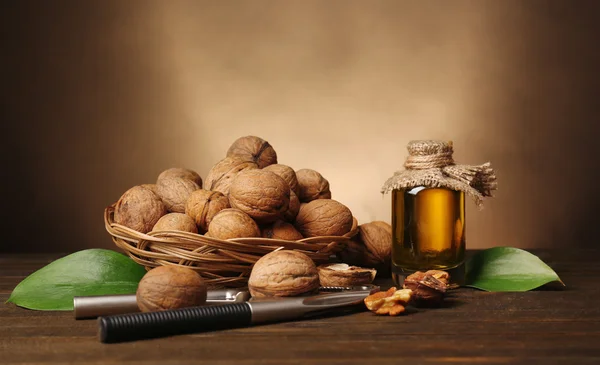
391,186,465,286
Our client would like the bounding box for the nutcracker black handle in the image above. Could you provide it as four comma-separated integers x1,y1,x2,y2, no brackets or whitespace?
98,302,252,343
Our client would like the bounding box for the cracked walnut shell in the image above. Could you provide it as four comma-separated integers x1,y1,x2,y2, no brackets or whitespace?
403,270,449,307
295,169,331,202
294,199,353,237
206,208,261,240
136,265,207,312
364,287,413,316
229,169,290,224
226,135,278,169
248,250,320,298
317,263,376,287
114,185,167,233
185,189,230,233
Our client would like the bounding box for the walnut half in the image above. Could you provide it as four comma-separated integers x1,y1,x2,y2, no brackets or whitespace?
364,287,412,316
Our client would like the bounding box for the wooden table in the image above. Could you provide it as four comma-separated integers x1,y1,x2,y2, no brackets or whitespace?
1,250,598,364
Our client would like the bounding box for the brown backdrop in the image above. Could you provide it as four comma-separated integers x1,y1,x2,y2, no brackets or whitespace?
2,0,599,253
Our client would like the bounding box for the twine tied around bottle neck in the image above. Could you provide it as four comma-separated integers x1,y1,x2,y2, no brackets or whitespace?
381,140,497,208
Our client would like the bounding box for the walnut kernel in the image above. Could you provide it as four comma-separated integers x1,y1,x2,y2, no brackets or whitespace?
364,287,413,316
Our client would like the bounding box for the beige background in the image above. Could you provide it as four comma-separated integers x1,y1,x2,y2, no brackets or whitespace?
2,0,599,253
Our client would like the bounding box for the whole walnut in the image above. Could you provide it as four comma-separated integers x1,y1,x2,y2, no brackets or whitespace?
359,221,392,267
262,220,303,241
140,183,158,195
372,220,392,236
136,265,207,312
114,185,167,233
226,135,277,168
338,238,368,267
294,199,353,237
205,156,258,196
283,190,300,222
248,250,319,298
229,170,290,224
262,164,299,196
156,177,201,213
185,189,230,233
207,208,261,240
157,167,203,188
295,169,332,202
152,213,198,233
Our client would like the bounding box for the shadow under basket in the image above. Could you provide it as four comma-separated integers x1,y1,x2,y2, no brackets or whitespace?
104,204,357,288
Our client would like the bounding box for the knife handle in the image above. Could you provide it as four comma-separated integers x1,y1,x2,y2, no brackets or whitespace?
98,302,252,343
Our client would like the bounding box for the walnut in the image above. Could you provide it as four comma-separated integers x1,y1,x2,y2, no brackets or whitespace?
294,199,353,237
185,189,230,233
262,220,303,241
248,250,319,298
152,213,198,233
156,177,201,213
338,238,368,267
226,135,277,168
283,190,300,222
207,208,260,240
317,263,376,287
358,221,392,267
114,185,167,233
263,164,299,196
205,156,258,196
295,169,331,202
229,170,290,224
140,184,158,195
371,220,392,236
403,270,449,307
157,167,203,188
136,265,207,312
364,287,412,316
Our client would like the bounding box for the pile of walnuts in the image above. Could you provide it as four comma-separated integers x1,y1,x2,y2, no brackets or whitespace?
112,135,392,273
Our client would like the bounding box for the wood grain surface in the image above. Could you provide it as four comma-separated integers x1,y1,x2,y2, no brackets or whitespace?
1,250,598,365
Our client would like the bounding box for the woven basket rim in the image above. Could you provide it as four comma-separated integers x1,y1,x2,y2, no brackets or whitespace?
104,204,357,288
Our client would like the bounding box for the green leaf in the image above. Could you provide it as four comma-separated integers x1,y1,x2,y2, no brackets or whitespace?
6,249,146,311
465,247,564,292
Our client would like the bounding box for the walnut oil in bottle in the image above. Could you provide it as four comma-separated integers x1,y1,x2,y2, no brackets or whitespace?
391,186,465,286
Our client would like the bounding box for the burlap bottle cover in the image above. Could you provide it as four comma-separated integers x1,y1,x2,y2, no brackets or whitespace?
381,140,497,207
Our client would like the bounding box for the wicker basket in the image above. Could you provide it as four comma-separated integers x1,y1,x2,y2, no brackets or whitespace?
104,204,357,288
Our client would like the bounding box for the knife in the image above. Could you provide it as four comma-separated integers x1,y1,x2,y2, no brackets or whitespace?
98,287,379,344
74,285,377,319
